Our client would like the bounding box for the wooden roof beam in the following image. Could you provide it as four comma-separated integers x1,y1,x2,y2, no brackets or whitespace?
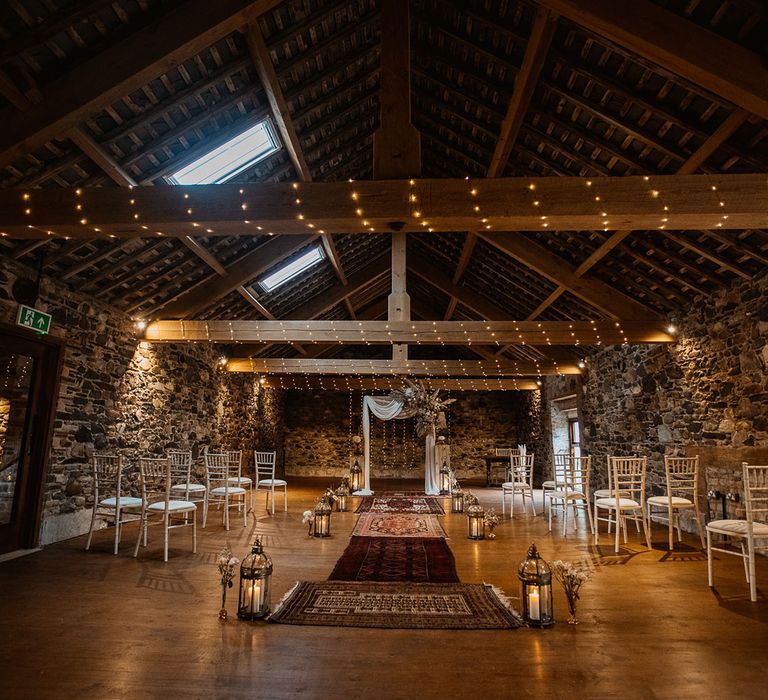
0,0,282,169
156,234,318,319
538,0,768,120
253,376,541,391
245,22,347,288
226,357,579,376
2,174,766,238
478,232,659,321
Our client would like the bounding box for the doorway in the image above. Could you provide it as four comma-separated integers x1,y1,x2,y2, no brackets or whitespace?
0,324,63,554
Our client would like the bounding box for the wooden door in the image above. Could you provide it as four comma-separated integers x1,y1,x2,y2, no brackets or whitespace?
0,325,63,553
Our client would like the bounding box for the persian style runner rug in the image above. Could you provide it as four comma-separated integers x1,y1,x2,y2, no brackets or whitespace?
355,493,445,515
269,581,523,629
351,513,446,538
328,536,460,583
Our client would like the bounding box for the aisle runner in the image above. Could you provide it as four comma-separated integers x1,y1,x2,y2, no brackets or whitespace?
270,581,521,629
328,536,460,583
351,513,446,538
271,494,523,629
356,493,445,515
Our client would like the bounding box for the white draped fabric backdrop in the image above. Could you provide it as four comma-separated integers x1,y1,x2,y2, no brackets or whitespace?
359,395,439,495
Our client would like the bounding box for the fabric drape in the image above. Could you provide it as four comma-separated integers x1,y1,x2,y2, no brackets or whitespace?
361,395,440,495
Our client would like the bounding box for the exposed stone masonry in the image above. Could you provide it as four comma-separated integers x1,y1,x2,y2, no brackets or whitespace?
0,254,284,543
284,389,548,484
545,269,768,526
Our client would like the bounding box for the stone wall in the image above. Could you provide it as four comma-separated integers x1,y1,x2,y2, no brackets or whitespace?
284,389,547,484
0,254,284,544
556,269,768,525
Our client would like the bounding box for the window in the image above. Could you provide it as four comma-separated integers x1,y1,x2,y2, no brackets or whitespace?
568,416,581,458
167,120,279,185
258,246,325,292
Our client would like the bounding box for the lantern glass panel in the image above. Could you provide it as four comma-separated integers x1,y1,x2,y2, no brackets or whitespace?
518,543,554,627
451,491,464,513
467,505,485,539
237,540,273,620
314,498,332,537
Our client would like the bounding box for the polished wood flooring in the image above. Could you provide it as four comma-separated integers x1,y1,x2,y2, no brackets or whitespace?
1,478,766,699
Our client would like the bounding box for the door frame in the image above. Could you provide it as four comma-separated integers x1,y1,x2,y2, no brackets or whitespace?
0,321,64,551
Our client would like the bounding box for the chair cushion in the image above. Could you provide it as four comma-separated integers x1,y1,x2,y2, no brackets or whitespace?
99,496,143,508
647,496,693,507
593,489,629,499
147,500,196,512
257,479,287,487
210,486,247,496
171,483,206,492
501,481,529,490
706,519,768,537
542,479,570,489
548,490,586,500
227,477,252,485
595,497,640,509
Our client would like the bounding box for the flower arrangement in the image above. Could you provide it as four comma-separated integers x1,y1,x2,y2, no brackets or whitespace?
217,546,240,620
550,560,591,624
464,491,479,507
483,507,500,539
389,378,455,437
302,509,313,536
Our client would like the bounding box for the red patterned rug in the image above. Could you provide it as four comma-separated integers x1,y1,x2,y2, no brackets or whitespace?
356,493,445,515
329,536,459,583
351,513,446,538
269,581,523,629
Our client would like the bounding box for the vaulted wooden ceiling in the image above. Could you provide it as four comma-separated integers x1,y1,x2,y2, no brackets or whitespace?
0,0,766,384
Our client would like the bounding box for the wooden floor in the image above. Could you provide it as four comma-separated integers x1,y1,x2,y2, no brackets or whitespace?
1,478,766,699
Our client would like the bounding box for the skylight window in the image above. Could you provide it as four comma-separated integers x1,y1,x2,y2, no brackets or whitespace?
258,246,325,293
167,120,279,185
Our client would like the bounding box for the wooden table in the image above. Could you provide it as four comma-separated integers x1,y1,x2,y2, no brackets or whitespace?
482,455,510,486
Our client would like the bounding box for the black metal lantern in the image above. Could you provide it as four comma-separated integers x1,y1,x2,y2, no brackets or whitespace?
313,497,332,537
335,481,349,512
439,461,451,495
350,459,363,492
518,543,554,628
467,503,485,539
237,538,273,620
451,488,464,513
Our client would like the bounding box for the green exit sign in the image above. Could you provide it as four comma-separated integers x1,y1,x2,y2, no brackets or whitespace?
16,304,52,335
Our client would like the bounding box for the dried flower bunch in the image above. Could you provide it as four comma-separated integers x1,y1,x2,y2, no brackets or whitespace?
483,507,500,527
389,378,456,437
217,546,239,589
550,560,591,605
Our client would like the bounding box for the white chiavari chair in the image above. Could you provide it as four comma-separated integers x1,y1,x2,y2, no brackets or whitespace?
491,447,519,485
254,450,287,515
501,453,536,517
168,450,207,519
647,455,705,550
226,450,253,512
546,455,594,536
133,457,197,562
543,453,570,518
205,453,247,530
707,463,768,602
85,453,143,555
594,456,651,553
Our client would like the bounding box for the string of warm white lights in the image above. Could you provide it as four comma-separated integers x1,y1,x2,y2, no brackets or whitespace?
5,175,762,240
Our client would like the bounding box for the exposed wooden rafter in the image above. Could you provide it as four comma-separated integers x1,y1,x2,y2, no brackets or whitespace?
145,319,671,346
0,0,282,169
245,21,348,289
226,357,579,376
253,376,541,391
537,0,768,120
3,174,765,239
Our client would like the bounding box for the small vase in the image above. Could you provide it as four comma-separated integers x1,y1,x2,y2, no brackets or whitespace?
487,526,496,539
219,587,228,621
566,598,578,625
